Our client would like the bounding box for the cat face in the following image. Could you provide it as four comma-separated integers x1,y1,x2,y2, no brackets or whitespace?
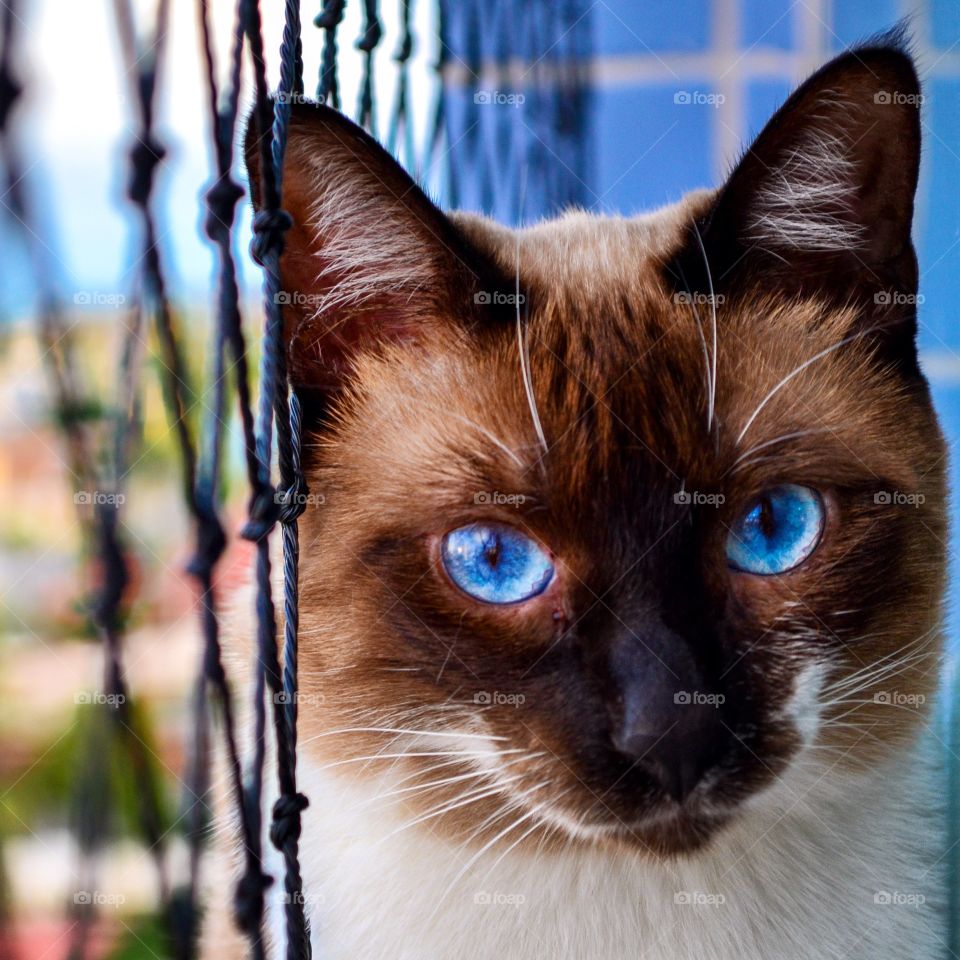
246,38,946,856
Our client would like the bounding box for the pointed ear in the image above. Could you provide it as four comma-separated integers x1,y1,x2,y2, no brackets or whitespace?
670,37,923,368
244,102,504,397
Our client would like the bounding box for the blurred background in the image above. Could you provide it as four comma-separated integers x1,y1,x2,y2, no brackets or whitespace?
0,0,958,958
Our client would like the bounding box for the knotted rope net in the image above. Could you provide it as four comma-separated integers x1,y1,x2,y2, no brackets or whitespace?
0,1,590,957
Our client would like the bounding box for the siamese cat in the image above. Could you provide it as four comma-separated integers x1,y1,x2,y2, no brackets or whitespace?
203,34,947,960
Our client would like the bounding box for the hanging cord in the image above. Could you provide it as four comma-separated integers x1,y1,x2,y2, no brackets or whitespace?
187,2,271,959
386,0,415,170
355,0,383,133
314,0,346,107
427,0,454,205
239,0,312,957
110,1,209,956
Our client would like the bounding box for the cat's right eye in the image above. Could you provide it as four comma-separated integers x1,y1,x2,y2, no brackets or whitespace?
441,523,554,604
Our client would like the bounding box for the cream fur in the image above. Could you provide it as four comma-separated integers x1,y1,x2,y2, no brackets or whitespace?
234,662,947,960
253,733,945,959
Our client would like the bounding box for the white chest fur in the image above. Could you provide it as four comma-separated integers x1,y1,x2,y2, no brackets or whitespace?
260,738,945,960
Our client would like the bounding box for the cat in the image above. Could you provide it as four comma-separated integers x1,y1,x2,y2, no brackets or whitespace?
202,33,948,960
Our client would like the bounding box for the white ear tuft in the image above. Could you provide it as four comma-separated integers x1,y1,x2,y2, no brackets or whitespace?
301,151,443,325
744,125,868,254
245,101,497,393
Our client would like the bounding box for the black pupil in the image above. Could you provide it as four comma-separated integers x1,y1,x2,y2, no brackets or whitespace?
758,495,776,538
483,535,502,569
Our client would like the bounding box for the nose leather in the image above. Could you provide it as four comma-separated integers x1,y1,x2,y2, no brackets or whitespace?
606,624,722,803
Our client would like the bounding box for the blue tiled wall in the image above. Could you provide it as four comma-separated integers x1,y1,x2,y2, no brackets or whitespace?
592,84,714,214
741,0,795,50
594,0,711,55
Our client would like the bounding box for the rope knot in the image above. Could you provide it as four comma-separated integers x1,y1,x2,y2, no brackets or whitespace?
233,867,273,934
275,477,309,524
270,792,309,848
204,175,244,244
0,65,23,133
394,34,414,64
250,208,293,266
314,0,346,30
186,507,226,579
356,18,383,54
127,136,167,206
240,486,281,543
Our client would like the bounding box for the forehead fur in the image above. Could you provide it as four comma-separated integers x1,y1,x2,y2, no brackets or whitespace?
450,191,716,307
321,195,935,506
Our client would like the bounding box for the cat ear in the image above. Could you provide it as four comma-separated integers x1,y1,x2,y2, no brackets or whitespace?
244,102,501,397
672,36,923,365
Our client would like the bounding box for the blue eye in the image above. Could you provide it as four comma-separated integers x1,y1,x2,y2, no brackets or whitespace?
726,484,824,575
441,523,554,604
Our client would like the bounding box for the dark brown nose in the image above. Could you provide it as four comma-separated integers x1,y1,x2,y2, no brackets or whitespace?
605,624,723,803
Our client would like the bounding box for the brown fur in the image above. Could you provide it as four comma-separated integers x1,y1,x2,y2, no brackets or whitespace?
204,35,945,957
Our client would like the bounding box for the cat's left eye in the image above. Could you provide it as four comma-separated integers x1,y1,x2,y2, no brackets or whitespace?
726,484,824,576
441,523,554,604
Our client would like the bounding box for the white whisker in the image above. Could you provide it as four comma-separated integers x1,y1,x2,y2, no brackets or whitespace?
301,726,510,744
377,775,526,842
515,235,547,454
736,332,864,444
427,782,551,920
728,428,833,471
692,222,717,432
313,748,526,772
362,753,535,807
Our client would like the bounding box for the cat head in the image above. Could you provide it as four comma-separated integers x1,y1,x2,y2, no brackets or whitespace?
245,36,945,856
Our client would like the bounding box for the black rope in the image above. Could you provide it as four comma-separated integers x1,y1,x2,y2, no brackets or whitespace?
0,3,527,959
355,0,383,133
240,0,311,956
186,3,270,960
314,0,346,107
429,0,455,206
386,0,415,169
109,2,206,957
